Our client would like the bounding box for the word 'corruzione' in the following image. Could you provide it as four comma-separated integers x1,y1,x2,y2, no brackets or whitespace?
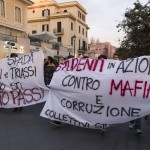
7,53,34,66
56,58,104,72
0,88,44,106
61,98,140,117
109,79,150,98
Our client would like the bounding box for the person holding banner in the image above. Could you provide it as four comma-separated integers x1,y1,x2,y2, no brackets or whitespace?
10,53,23,112
128,119,143,135
98,54,108,134
44,56,57,86
98,54,107,60
113,53,120,60
44,56,61,126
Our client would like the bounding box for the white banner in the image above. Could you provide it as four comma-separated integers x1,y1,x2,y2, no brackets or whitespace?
0,51,48,108
41,57,150,129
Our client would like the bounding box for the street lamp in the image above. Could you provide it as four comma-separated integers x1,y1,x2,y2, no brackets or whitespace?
72,35,76,57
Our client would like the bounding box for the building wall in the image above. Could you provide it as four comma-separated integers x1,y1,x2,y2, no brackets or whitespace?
28,0,89,57
0,0,33,58
88,42,117,59
0,0,28,33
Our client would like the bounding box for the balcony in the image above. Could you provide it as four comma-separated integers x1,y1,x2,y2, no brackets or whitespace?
78,47,87,52
53,28,64,35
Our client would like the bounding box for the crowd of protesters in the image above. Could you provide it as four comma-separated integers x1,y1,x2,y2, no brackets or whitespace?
8,52,148,136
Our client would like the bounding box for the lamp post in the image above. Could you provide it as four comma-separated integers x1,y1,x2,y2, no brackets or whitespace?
72,35,76,57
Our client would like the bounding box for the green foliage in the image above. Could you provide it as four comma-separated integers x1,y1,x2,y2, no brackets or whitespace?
117,0,150,58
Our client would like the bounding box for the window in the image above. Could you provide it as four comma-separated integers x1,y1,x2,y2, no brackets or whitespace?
78,11,80,17
79,26,80,33
71,37,73,46
42,24,49,32
79,39,80,49
0,0,5,17
78,11,81,18
71,22,73,30
32,30,37,34
83,41,86,49
33,10,35,13
57,37,61,42
80,12,81,18
47,24,49,31
42,9,50,17
82,14,85,21
64,10,67,12
57,22,61,32
15,6,21,23
82,28,84,35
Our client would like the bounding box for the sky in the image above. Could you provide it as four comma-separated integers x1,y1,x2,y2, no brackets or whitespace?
57,0,148,47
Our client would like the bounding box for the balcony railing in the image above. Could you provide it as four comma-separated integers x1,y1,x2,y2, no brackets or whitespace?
53,28,64,35
78,47,87,51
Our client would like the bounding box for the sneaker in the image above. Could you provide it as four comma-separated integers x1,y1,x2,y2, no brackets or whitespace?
136,129,143,135
100,128,107,135
128,123,134,129
13,108,18,112
19,107,23,111
50,121,61,127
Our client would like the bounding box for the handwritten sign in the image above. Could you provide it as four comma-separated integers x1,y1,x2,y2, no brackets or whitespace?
40,57,150,129
0,51,48,108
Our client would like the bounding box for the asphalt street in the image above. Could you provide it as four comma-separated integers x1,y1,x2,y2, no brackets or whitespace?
0,103,150,150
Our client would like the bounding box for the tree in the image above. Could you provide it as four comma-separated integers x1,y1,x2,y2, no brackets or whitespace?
117,0,150,58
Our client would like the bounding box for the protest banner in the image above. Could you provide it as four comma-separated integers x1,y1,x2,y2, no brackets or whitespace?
0,51,48,108
40,57,150,129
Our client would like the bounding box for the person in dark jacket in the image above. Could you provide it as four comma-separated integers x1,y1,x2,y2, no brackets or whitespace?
44,56,61,126
44,56,56,86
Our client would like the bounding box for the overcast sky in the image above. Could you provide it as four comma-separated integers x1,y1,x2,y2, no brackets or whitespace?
57,0,148,47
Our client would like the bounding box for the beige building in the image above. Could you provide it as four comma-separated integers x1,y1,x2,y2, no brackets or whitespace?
28,0,89,57
0,0,34,58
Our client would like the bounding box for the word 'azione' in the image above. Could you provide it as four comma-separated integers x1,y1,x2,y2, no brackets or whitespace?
116,57,150,74
56,58,104,72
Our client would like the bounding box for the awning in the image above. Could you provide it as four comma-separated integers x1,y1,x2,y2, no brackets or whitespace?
30,33,56,41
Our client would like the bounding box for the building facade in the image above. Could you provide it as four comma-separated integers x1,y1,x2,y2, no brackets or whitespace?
28,0,89,57
0,0,34,58
88,42,117,59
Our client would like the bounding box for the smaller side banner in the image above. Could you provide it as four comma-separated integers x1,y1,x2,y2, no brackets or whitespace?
0,51,48,108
